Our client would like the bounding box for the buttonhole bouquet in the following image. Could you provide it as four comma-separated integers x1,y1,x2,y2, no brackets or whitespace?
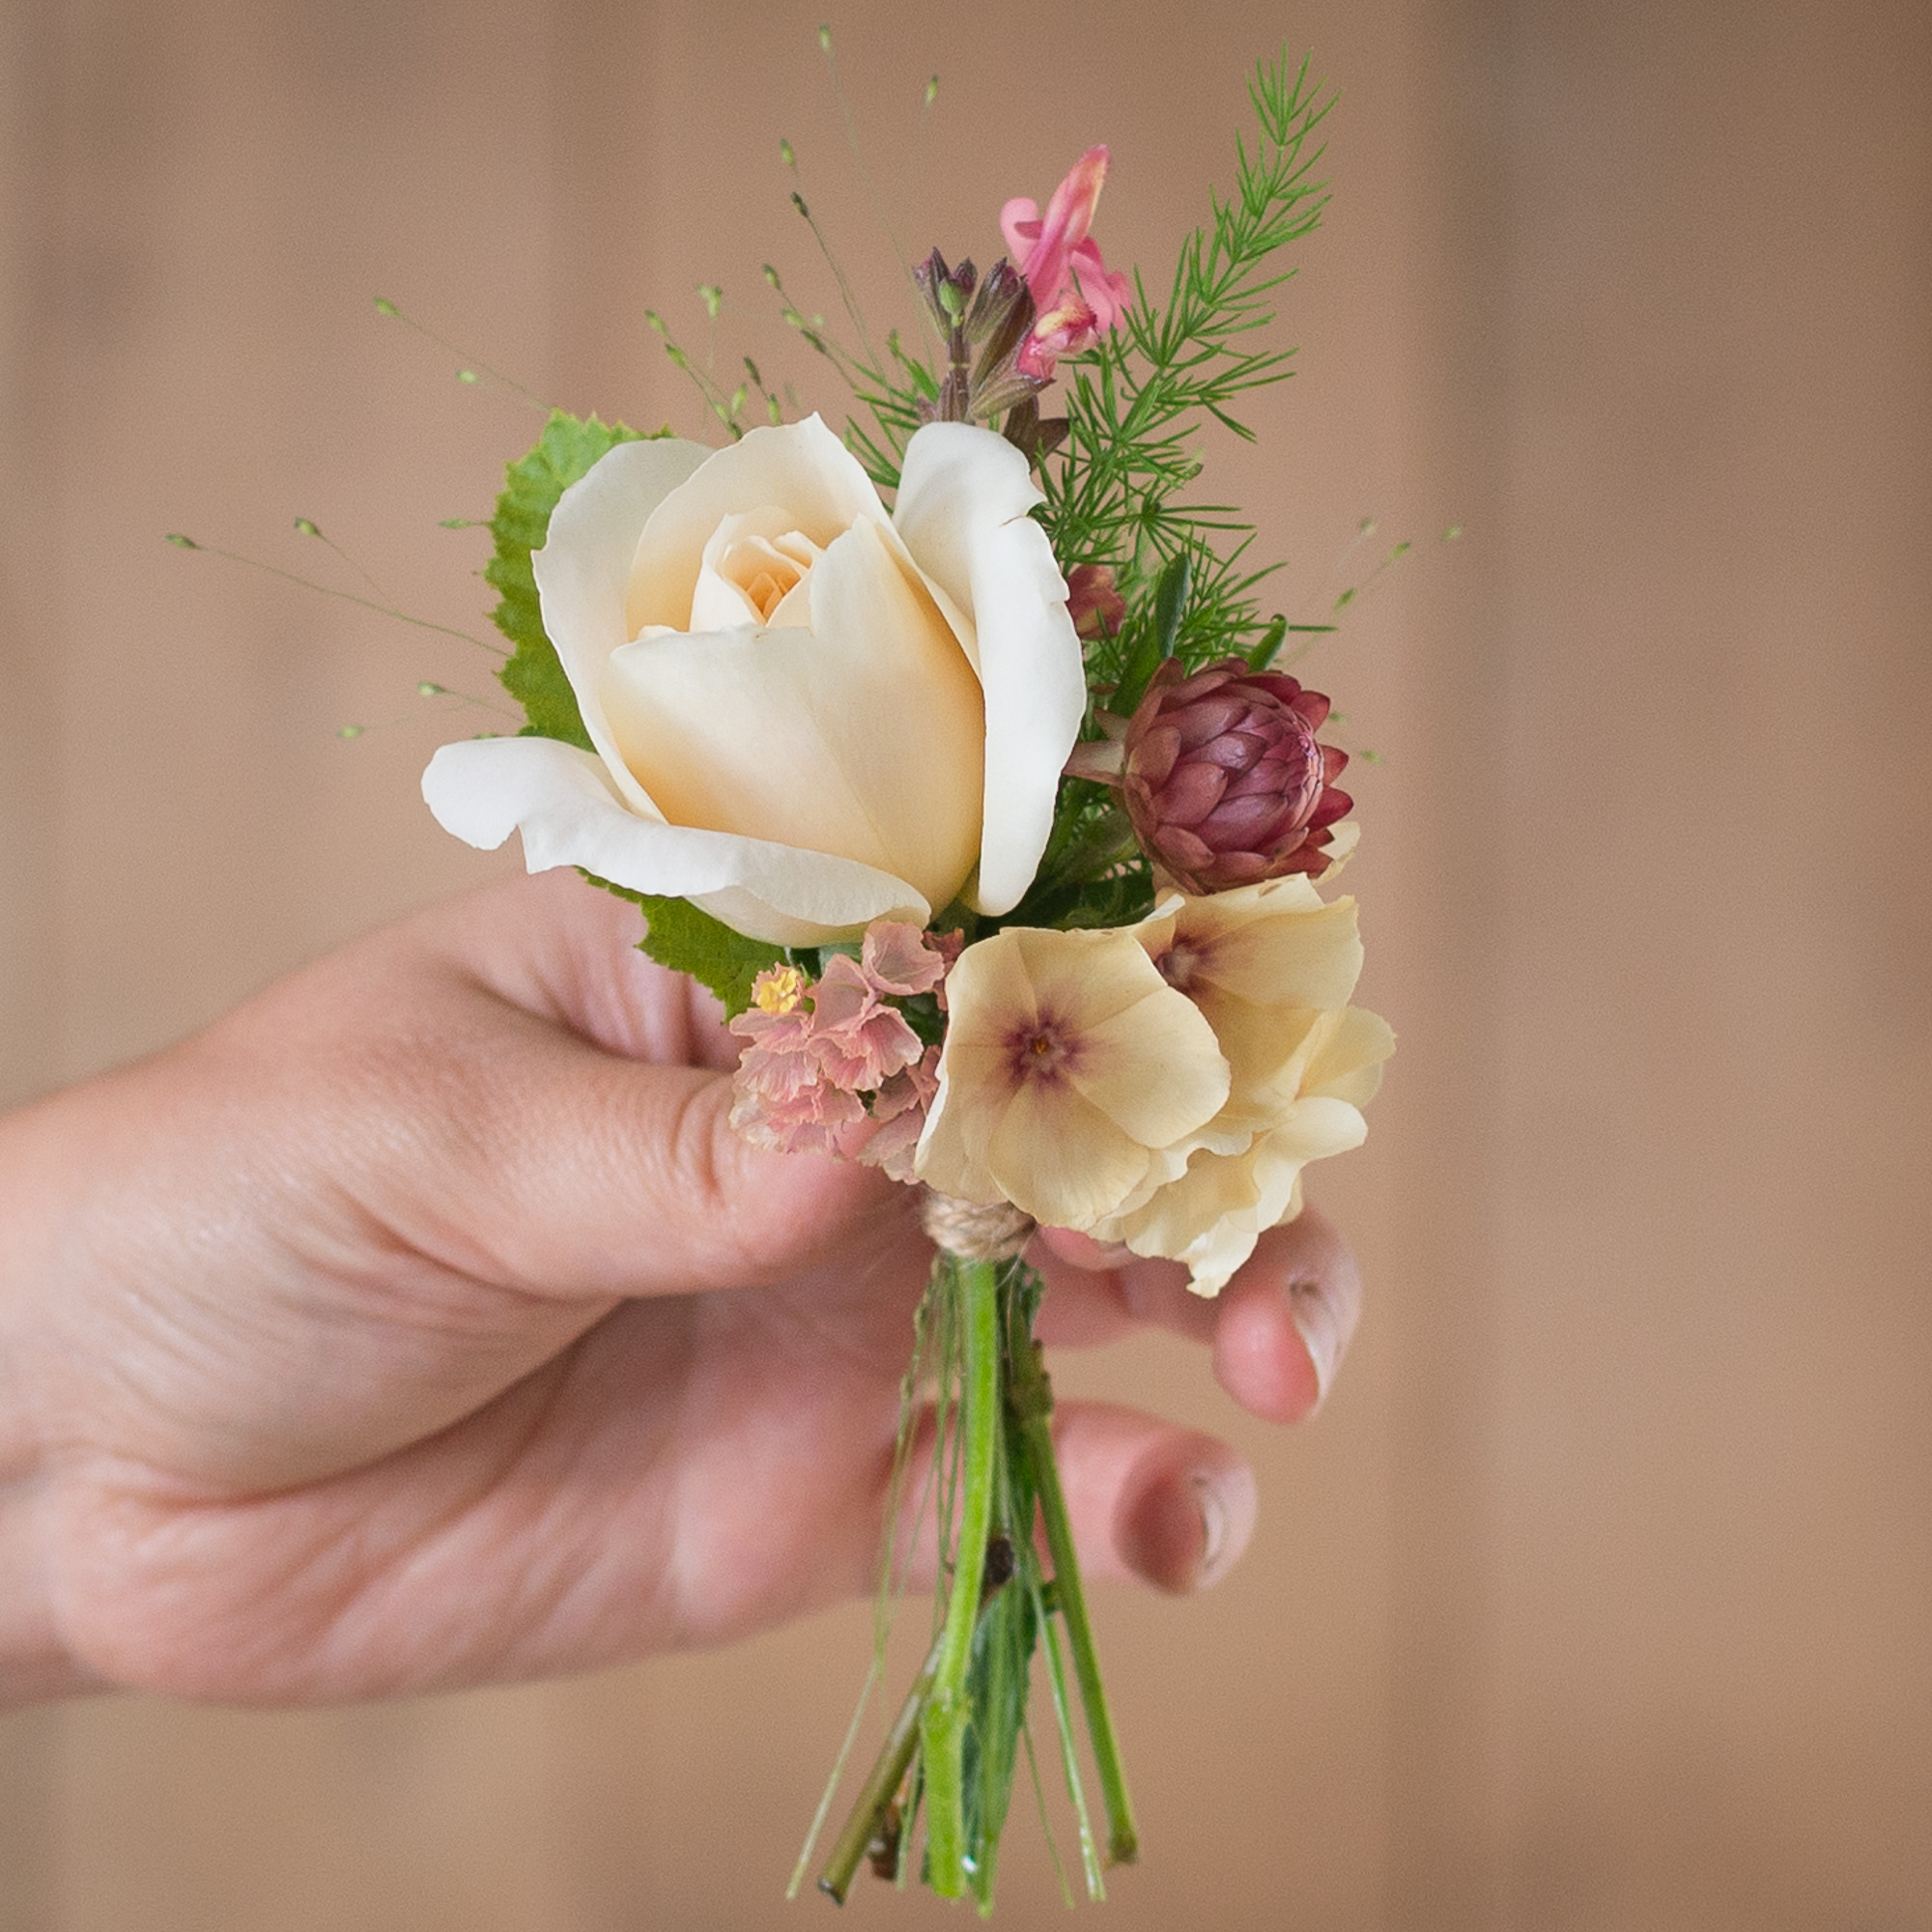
422,45,1393,1912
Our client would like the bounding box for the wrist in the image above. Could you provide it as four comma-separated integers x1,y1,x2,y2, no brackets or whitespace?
0,1471,100,1706
0,1094,105,1706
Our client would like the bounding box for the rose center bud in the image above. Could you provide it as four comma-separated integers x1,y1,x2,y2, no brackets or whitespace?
688,509,824,630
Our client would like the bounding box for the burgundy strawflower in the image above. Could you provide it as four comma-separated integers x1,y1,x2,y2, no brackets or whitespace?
1120,657,1351,893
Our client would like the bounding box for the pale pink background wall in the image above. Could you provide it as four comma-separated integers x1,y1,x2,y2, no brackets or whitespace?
1,1,1927,1926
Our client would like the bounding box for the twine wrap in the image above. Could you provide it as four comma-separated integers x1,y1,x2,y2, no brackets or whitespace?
920,1190,1037,1264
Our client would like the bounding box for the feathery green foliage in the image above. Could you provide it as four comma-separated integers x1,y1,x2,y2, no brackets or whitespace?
995,50,1337,928
1043,49,1334,685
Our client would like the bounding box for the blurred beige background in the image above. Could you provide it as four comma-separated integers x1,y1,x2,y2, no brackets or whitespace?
2,0,1928,1926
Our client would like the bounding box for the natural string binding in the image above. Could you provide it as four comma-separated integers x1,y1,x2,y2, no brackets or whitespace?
919,1190,1036,1264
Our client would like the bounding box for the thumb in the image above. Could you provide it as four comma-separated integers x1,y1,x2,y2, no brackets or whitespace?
217,893,908,1304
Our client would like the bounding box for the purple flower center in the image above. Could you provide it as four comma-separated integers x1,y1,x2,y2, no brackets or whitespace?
1004,1013,1080,1088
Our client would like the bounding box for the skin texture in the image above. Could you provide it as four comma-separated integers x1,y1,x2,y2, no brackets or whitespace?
0,870,1362,1710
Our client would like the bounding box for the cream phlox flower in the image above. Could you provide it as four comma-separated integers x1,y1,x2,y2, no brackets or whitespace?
914,925,1231,1231
422,416,1087,947
1088,876,1395,1294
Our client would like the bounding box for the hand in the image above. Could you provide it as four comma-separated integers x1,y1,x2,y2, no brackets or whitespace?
0,869,1361,1707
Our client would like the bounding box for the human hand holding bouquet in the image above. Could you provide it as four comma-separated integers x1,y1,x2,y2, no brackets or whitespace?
0,868,1351,1710
422,48,1391,1908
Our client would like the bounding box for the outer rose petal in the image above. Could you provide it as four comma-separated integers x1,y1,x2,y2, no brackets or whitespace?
420,736,928,946
527,436,712,818
893,424,1087,916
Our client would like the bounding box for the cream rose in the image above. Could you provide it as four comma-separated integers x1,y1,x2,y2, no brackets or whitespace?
422,415,1088,947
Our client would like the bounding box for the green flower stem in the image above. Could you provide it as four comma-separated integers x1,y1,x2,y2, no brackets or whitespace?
816,1536,1017,1907
1011,1336,1140,1866
817,1638,938,1906
919,1255,1002,1897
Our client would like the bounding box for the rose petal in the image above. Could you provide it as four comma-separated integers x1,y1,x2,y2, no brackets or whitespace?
529,435,712,818
622,415,889,634
599,517,984,914
420,736,929,947
894,423,1087,916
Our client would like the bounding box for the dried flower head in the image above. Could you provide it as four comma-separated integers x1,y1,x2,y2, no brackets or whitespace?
1122,657,1352,894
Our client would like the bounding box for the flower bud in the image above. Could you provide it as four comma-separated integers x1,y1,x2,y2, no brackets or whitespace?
914,249,977,334
1122,657,1351,892
1065,562,1126,640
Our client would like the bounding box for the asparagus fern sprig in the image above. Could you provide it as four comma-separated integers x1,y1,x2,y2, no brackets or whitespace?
1043,49,1334,685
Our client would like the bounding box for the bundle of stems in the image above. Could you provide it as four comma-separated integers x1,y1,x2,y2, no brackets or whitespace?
799,1250,1136,1912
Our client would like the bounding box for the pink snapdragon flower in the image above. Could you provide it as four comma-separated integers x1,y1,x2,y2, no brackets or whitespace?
1001,145,1132,378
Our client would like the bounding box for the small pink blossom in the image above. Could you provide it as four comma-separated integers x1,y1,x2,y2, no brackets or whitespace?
860,921,950,998
726,927,955,1163
729,1069,868,1159
728,996,869,1155
928,929,966,1010
809,953,924,1092
858,1046,942,1183
1016,299,1102,383
1001,146,1132,378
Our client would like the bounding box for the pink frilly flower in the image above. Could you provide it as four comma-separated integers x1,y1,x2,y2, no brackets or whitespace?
859,921,951,998
727,924,954,1167
1001,146,1132,379
857,1045,942,1182
808,953,925,1092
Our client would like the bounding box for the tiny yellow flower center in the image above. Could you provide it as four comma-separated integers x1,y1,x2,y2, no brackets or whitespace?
752,963,809,1014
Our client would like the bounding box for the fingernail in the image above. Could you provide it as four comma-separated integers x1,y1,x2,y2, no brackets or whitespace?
1290,1278,1340,1411
1192,1473,1228,1580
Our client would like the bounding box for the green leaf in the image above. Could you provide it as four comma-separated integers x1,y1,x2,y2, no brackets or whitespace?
488,409,661,750
1245,611,1289,670
583,873,784,1018
1114,552,1192,714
